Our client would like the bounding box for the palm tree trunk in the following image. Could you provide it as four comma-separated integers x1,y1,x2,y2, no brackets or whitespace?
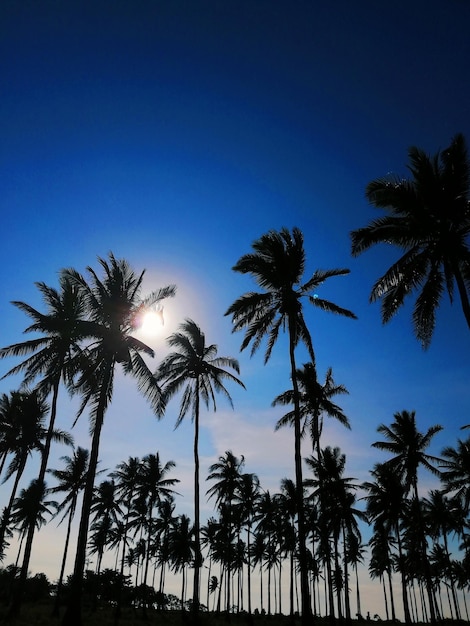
192,387,202,618
62,369,111,626
288,324,311,624
0,455,27,553
52,500,76,617
12,377,62,618
396,523,411,624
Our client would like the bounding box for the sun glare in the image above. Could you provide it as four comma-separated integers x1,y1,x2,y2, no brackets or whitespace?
140,309,164,335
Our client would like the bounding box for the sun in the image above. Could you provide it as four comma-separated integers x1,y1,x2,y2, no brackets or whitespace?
140,309,165,336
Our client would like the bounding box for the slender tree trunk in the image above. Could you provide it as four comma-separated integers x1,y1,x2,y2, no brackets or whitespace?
396,524,411,624
61,371,110,626
52,502,76,617
387,567,396,621
192,388,202,620
288,327,311,624
0,456,28,554
9,374,63,619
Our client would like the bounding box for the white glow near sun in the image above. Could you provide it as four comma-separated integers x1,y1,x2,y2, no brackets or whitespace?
140,310,164,335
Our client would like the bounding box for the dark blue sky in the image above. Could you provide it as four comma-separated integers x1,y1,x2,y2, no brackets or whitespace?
1,1,469,609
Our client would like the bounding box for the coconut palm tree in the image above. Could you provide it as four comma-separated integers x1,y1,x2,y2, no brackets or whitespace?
136,453,179,590
156,319,244,616
440,436,470,511
0,275,87,613
372,410,443,623
207,451,245,613
168,514,195,611
10,478,57,566
0,390,71,557
362,462,407,622
226,227,356,623
422,490,464,619
89,479,122,574
233,472,261,616
350,133,470,348
274,362,350,457
60,253,176,626
47,447,90,616
110,456,142,579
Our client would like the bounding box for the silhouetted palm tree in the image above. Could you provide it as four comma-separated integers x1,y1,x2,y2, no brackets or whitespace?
351,133,470,347
136,453,178,591
226,227,356,623
423,490,464,619
372,410,443,623
233,471,260,615
47,446,90,616
274,362,350,458
11,478,57,566
61,253,175,626
362,462,407,622
0,390,71,557
0,275,87,614
157,320,244,616
440,436,470,511
168,514,195,610
207,450,245,613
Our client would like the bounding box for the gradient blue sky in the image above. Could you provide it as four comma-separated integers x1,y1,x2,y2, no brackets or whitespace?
1,0,470,616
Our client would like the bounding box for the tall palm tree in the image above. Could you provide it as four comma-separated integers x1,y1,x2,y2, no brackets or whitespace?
61,253,176,626
207,451,245,613
0,390,71,556
110,456,142,580
372,410,443,623
136,453,179,590
156,319,244,616
168,514,195,611
47,447,90,616
0,276,87,613
422,490,462,619
233,471,261,616
362,462,407,622
225,227,356,624
440,436,470,510
274,362,350,457
10,479,57,565
89,479,122,574
350,133,470,347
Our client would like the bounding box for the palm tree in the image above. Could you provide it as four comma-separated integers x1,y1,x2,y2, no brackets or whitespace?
47,447,90,616
440,436,470,510
136,453,179,590
0,276,87,613
372,410,443,623
226,227,356,623
89,479,122,574
168,514,195,611
61,253,176,626
156,319,244,616
362,462,407,622
110,456,142,580
0,390,71,556
350,133,470,347
10,479,57,565
274,362,350,458
423,490,463,619
233,472,261,616
207,451,245,613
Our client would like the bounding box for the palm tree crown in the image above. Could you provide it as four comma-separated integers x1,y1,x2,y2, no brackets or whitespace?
351,133,470,347
226,227,356,364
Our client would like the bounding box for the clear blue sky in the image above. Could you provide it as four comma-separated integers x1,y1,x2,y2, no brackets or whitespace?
1,0,469,616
